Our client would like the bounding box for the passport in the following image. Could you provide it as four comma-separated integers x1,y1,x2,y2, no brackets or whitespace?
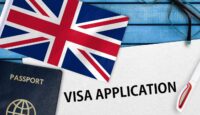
0,61,62,115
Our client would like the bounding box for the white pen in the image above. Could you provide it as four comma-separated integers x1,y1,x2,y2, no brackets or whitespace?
22,57,59,69
177,60,200,112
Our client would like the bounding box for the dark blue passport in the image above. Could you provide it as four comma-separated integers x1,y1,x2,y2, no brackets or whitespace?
0,61,62,115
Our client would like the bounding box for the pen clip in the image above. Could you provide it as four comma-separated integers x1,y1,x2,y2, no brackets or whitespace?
177,82,192,112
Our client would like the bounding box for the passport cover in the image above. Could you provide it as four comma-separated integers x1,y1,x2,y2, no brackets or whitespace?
0,61,62,115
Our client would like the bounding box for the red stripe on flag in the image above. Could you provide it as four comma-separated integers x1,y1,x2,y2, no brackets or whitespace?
59,0,79,28
79,50,110,82
79,17,129,29
47,39,66,66
0,37,48,48
29,0,49,17
8,10,59,36
47,0,79,66
62,29,120,57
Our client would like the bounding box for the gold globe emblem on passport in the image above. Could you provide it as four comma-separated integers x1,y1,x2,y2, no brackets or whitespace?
6,99,36,115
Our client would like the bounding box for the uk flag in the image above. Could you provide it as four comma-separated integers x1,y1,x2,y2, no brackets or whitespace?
0,0,129,82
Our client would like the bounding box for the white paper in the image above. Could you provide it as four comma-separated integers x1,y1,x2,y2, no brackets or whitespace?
23,40,200,115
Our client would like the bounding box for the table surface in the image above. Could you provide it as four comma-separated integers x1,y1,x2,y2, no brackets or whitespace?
0,0,199,59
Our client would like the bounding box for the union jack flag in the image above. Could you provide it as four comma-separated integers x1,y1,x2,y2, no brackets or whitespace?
0,0,129,82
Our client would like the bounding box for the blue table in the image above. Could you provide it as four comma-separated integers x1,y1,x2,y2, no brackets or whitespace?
0,0,199,59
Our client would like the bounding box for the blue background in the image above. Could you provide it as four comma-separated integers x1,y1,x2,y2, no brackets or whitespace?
0,0,199,60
